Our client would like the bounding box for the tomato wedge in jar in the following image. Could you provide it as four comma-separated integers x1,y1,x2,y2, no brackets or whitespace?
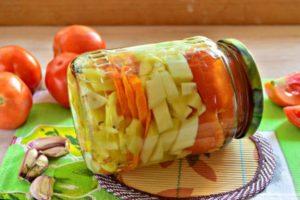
186,50,235,153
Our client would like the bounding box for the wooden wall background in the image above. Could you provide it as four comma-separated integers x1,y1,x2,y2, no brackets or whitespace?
0,0,300,25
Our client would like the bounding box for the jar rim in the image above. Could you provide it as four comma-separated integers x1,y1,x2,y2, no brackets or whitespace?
217,39,264,139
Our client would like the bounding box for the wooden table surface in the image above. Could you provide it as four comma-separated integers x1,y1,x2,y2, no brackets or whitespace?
0,25,300,164
2,0,300,25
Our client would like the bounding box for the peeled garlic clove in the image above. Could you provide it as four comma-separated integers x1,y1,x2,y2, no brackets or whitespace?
26,155,49,181
30,175,54,200
40,146,69,158
19,148,39,177
28,136,68,151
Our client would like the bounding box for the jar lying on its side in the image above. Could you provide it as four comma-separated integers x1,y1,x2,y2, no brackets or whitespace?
67,36,263,175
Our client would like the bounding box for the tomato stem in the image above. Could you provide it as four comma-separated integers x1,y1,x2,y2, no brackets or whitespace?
0,96,4,106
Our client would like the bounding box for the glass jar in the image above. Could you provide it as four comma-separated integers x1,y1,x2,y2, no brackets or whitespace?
67,36,263,175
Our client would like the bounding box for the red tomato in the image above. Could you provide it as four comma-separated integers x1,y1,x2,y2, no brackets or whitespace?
265,73,300,106
53,25,106,56
0,46,42,92
0,72,32,129
45,52,77,108
284,105,300,128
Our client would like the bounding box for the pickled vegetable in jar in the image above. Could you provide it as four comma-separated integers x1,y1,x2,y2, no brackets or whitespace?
67,36,263,175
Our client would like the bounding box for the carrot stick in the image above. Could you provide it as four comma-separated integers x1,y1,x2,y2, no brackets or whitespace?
121,66,138,118
128,75,149,126
122,152,140,172
107,66,131,118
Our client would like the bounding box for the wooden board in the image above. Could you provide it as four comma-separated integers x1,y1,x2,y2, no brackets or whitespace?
0,25,300,164
1,0,300,25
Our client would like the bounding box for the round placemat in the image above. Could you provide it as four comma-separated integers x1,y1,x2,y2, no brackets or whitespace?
97,134,275,199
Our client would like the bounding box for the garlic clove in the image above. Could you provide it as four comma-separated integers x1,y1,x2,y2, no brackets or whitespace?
28,136,68,151
26,155,49,181
40,146,69,158
19,148,39,178
30,175,54,200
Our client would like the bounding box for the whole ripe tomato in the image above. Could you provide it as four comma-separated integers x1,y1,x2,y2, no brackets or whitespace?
0,72,32,129
45,52,78,108
265,73,300,106
0,46,42,93
53,25,106,56
284,105,300,128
